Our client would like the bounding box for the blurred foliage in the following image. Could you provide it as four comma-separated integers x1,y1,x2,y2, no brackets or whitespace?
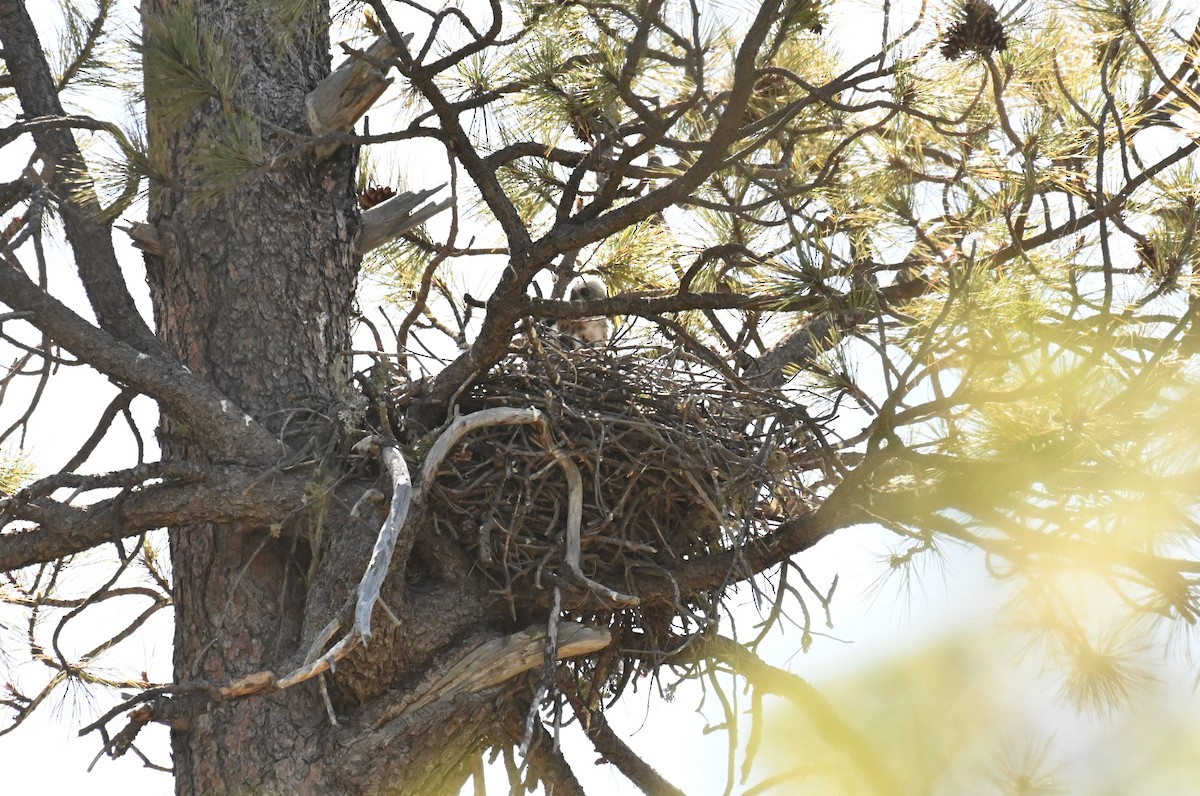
757,620,1200,795
0,448,34,495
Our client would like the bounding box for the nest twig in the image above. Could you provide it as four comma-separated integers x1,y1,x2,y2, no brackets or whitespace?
414,339,824,689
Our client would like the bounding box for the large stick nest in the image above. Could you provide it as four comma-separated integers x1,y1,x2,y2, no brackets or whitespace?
420,339,824,689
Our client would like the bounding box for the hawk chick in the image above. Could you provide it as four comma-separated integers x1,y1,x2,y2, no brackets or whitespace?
555,275,611,346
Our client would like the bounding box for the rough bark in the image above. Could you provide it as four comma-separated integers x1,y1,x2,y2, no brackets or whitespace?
139,0,352,787
135,4,549,792
141,1,359,792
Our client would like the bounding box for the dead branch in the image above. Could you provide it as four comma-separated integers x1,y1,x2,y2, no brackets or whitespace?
358,190,451,254
0,248,282,463
384,622,611,726
121,186,450,258
306,33,411,158
558,455,639,606
355,442,412,641
420,406,545,491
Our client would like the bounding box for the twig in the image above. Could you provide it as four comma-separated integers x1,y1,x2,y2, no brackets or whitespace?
558,456,640,606
354,442,412,642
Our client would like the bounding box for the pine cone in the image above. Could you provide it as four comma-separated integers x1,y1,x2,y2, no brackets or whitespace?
358,185,396,209
941,0,1008,61
1135,239,1157,271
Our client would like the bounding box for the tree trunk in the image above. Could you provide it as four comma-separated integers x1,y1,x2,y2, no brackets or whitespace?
142,3,528,792
142,2,358,791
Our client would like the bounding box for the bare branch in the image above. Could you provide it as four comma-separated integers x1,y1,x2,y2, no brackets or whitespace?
305,33,411,158
0,248,282,463
689,634,903,796
0,466,309,571
0,1,163,356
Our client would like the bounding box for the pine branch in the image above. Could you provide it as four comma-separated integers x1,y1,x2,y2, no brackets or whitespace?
0,0,163,358
0,247,282,464
0,465,309,572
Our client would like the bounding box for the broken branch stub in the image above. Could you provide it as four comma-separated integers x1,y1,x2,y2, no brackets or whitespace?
389,622,612,722
305,33,411,158
358,188,450,254
122,185,448,258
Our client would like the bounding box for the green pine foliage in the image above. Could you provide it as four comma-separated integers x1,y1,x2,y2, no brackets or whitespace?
0,449,33,496
53,0,118,92
136,0,241,130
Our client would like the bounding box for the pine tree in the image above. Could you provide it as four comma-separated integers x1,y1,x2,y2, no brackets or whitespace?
3,1,1200,793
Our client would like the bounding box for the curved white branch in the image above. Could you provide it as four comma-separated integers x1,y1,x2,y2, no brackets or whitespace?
558,457,640,606
354,443,412,642
418,407,545,499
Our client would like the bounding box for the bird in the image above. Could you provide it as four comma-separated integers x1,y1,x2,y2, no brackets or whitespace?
554,275,611,347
